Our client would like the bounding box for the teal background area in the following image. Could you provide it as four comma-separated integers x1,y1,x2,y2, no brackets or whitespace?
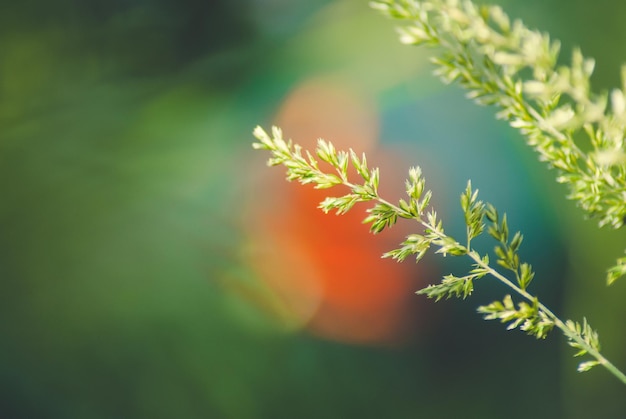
1,1,626,418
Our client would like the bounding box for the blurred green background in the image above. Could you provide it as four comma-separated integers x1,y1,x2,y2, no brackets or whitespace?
1,0,626,418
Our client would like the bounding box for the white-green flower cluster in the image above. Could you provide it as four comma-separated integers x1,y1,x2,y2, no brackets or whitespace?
251,0,626,387
565,318,602,372
478,295,553,340
371,0,626,282
252,126,626,384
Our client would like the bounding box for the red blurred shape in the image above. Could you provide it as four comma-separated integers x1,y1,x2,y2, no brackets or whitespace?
242,76,431,345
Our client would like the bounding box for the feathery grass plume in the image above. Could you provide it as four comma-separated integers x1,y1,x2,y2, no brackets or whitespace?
252,126,626,385
371,0,626,283
251,0,626,389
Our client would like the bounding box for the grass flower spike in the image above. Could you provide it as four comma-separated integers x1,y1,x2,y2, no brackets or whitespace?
252,0,626,388
252,126,626,385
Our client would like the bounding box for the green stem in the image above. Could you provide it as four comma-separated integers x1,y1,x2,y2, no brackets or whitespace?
468,250,626,385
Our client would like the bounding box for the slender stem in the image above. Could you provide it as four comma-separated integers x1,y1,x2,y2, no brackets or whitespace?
552,317,626,385
467,250,626,385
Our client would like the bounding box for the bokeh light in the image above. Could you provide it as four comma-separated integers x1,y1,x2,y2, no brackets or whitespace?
239,76,430,345
2,0,626,417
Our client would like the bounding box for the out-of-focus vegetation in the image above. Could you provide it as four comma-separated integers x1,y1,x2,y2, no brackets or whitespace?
1,0,625,418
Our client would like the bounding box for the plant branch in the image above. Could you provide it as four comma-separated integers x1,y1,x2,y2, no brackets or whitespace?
252,125,626,384
372,0,626,283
